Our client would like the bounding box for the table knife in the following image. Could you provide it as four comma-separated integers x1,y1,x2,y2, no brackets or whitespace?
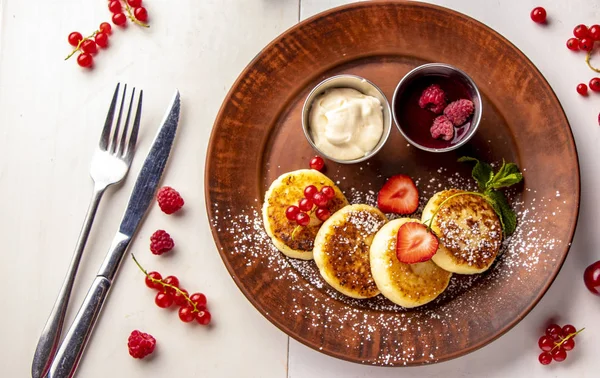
45,91,180,378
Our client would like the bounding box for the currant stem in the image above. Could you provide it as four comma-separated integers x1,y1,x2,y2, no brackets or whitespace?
551,328,585,351
124,1,149,28
131,254,200,313
65,31,98,61
586,48,600,73
424,191,487,232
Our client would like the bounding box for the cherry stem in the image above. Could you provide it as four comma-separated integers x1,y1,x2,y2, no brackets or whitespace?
64,31,98,61
124,1,149,28
131,254,200,313
424,191,486,232
551,328,585,351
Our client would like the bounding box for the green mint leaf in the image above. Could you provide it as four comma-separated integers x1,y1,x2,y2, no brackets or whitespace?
458,156,493,192
489,161,523,189
485,190,517,235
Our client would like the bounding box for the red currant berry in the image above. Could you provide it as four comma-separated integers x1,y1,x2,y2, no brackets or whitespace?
155,292,173,308
173,288,189,306
562,337,575,351
590,78,600,92
108,0,122,13
196,310,212,325
530,7,546,24
95,32,109,48
145,271,163,289
99,22,112,35
538,335,554,352
81,40,98,54
298,198,313,212
163,275,180,294
577,83,588,96
178,306,195,323
579,38,594,51
296,212,310,226
112,13,127,26
68,32,83,47
546,324,562,339
303,185,318,200
285,205,300,221
189,293,207,308
128,0,142,7
574,24,589,39
309,156,325,171
321,186,335,200
562,324,577,336
552,347,567,362
316,207,331,222
134,7,148,22
590,25,600,41
584,260,600,295
312,192,328,207
77,53,93,68
567,38,580,51
538,352,552,365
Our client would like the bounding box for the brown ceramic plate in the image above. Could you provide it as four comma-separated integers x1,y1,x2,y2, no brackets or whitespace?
205,1,580,366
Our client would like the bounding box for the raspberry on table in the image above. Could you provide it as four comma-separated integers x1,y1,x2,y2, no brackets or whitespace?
430,115,454,141
127,330,156,359
156,186,184,214
443,99,474,126
418,84,447,114
150,230,174,255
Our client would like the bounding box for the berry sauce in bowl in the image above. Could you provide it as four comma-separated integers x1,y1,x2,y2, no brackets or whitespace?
392,63,482,152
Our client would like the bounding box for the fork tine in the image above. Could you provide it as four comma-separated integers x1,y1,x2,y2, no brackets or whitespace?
109,84,127,154
125,90,143,161
99,83,120,151
117,88,136,157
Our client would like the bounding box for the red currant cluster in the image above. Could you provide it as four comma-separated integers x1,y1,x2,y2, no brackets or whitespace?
537,323,583,365
134,255,212,325
66,23,112,68
109,0,149,27
564,24,600,96
286,185,336,226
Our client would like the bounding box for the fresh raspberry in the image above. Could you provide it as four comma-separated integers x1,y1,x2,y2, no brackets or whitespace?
443,99,474,126
430,115,454,141
150,230,174,255
127,330,156,359
156,186,184,214
418,84,447,114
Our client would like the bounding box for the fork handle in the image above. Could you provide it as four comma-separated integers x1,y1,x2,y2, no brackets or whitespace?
31,185,106,378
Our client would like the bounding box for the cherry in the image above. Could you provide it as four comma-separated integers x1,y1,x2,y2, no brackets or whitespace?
590,25,600,41
285,205,300,221
321,186,335,200
296,212,310,226
562,324,577,336
579,38,594,52
538,335,554,352
298,198,313,212
108,0,122,13
577,83,588,96
530,7,546,24
303,185,318,200
589,78,600,93
566,38,580,51
178,306,195,323
112,13,127,26
196,310,211,325
81,40,98,54
309,156,325,171
583,260,600,295
316,207,331,222
574,24,589,39
99,22,112,35
155,292,173,308
128,0,142,6
189,293,207,308
134,7,148,22
552,347,567,362
77,53,93,68
312,192,328,207
68,32,83,47
539,352,552,365
173,288,189,306
546,324,563,339
145,271,163,289
562,337,575,351
95,32,109,48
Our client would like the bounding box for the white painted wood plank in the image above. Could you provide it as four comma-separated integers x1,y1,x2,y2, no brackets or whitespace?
291,0,600,377
0,0,298,377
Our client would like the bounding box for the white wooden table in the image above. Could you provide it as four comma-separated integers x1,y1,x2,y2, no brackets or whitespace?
1,0,598,377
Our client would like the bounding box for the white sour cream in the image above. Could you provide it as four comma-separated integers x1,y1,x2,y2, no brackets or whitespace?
309,88,383,161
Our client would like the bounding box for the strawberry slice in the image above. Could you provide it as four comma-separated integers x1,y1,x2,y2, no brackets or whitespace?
396,222,439,264
377,174,419,214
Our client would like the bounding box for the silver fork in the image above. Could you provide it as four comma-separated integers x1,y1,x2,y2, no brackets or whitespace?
31,83,143,378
